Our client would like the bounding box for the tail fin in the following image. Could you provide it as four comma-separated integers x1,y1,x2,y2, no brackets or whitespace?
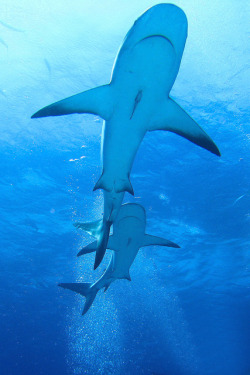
74,220,112,270
74,219,102,237
58,283,97,315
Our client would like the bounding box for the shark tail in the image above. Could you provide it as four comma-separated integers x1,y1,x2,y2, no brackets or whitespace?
94,173,134,195
74,220,112,270
58,283,97,315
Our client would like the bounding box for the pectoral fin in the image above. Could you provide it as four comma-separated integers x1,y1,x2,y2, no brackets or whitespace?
150,98,220,156
77,241,98,257
77,235,118,257
142,234,180,248
31,84,113,120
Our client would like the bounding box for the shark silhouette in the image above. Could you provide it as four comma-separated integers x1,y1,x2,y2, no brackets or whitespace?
59,203,180,315
32,4,220,269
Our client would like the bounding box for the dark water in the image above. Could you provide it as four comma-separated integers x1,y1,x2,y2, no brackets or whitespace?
1,1,249,374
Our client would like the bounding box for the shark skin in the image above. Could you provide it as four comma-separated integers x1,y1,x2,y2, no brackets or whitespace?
31,4,220,269
59,203,180,315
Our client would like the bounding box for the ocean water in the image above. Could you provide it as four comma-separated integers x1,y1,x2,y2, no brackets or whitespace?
0,1,249,374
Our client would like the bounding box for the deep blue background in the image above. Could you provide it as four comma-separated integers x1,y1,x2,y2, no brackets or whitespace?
0,1,249,374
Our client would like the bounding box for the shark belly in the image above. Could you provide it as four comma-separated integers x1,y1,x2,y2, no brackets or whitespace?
93,118,143,196
103,118,145,173
32,4,220,273
97,35,179,197
110,222,144,280
111,244,139,280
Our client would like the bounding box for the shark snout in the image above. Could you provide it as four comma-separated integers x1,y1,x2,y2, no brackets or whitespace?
132,4,188,53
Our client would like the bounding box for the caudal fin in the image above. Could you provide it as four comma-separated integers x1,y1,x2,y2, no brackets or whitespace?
58,282,97,315
74,219,112,270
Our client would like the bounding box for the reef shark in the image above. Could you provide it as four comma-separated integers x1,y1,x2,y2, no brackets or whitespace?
32,4,220,269
59,203,180,315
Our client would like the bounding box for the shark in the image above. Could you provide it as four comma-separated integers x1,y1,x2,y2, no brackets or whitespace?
59,203,180,315
31,4,220,269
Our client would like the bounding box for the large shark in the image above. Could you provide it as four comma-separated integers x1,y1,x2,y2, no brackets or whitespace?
59,203,180,315
31,4,220,269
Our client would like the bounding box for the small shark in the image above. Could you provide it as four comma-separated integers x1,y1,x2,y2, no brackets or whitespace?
59,203,180,315
32,4,220,269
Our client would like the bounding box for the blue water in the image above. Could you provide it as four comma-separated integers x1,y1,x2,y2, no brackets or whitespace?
1,1,249,374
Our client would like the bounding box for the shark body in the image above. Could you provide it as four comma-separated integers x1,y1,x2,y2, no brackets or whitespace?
59,203,180,315
32,4,220,269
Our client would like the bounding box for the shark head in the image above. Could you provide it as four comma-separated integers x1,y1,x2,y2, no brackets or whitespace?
114,203,146,239
124,4,188,56
115,203,146,223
